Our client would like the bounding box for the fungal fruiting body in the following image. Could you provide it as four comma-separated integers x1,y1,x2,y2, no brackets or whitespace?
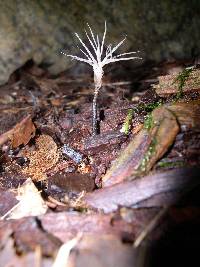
62,21,141,135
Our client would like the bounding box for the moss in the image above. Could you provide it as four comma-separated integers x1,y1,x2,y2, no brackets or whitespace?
144,113,154,131
134,100,163,115
75,207,88,213
141,100,163,112
121,109,134,134
121,101,162,134
173,67,194,100
157,160,184,168
138,137,157,172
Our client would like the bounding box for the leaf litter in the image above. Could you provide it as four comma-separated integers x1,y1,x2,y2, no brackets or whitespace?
0,54,199,265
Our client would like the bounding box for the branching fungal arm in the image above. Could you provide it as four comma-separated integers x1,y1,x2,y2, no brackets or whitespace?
62,21,142,135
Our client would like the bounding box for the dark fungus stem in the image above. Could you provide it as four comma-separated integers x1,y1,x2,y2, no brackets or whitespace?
92,86,100,136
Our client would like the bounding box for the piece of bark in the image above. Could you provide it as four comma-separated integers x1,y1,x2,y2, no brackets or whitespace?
102,107,179,187
40,212,134,243
102,130,151,187
84,130,126,152
84,167,200,213
167,100,200,129
154,69,200,97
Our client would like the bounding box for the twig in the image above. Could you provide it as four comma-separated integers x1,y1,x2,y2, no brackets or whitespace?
133,206,168,248
52,233,83,267
34,246,42,267
103,81,132,87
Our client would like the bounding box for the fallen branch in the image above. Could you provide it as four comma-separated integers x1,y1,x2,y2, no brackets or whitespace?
84,167,200,213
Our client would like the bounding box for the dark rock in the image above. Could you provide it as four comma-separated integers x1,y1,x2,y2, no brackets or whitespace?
0,1,199,84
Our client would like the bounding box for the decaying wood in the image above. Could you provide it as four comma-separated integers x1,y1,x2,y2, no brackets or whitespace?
102,106,179,187
84,167,200,213
154,69,200,96
102,130,151,186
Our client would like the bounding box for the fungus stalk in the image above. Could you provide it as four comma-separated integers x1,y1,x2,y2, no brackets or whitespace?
62,21,141,136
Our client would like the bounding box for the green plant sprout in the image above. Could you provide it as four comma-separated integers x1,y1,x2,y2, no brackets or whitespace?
144,112,154,131
120,109,134,134
62,21,141,136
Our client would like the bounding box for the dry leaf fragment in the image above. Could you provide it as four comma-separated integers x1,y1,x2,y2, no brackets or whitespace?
0,115,35,147
1,178,48,220
11,115,36,148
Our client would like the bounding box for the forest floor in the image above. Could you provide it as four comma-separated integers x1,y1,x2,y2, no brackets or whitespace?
0,59,200,267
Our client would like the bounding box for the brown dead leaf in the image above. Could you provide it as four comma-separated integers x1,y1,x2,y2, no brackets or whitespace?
167,100,200,129
0,230,53,266
40,212,134,243
10,115,36,148
0,115,35,148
